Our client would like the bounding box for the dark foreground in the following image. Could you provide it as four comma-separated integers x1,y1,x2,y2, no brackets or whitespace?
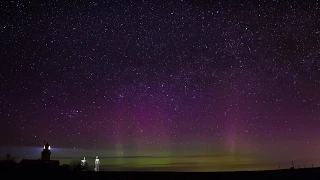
2,168,320,179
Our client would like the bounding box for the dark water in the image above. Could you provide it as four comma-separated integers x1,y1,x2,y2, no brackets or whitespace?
8,155,315,172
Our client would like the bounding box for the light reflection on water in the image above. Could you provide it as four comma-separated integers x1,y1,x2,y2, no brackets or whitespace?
1,146,318,171
51,156,294,172
1,155,317,171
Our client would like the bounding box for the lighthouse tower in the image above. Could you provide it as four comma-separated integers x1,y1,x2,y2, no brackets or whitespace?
41,141,51,161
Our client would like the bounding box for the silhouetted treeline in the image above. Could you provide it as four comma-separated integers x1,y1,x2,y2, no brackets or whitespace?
0,154,18,170
0,159,18,170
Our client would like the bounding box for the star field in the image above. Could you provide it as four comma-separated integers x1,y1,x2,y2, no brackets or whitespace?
1,0,320,170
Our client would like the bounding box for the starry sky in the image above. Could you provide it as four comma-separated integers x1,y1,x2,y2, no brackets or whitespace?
1,0,320,171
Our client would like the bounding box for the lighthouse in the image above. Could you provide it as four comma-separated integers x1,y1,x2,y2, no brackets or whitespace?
41,141,51,161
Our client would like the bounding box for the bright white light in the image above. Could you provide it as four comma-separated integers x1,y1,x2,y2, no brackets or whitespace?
43,145,45,149
81,157,86,166
94,156,100,172
48,145,51,150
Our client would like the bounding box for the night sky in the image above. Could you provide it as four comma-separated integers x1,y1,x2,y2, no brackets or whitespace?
1,0,320,171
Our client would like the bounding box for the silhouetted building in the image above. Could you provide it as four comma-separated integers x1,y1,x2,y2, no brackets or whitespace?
20,141,59,170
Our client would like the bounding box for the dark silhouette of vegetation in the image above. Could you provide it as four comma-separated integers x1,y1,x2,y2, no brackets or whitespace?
69,160,89,172
59,164,72,172
0,153,18,170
